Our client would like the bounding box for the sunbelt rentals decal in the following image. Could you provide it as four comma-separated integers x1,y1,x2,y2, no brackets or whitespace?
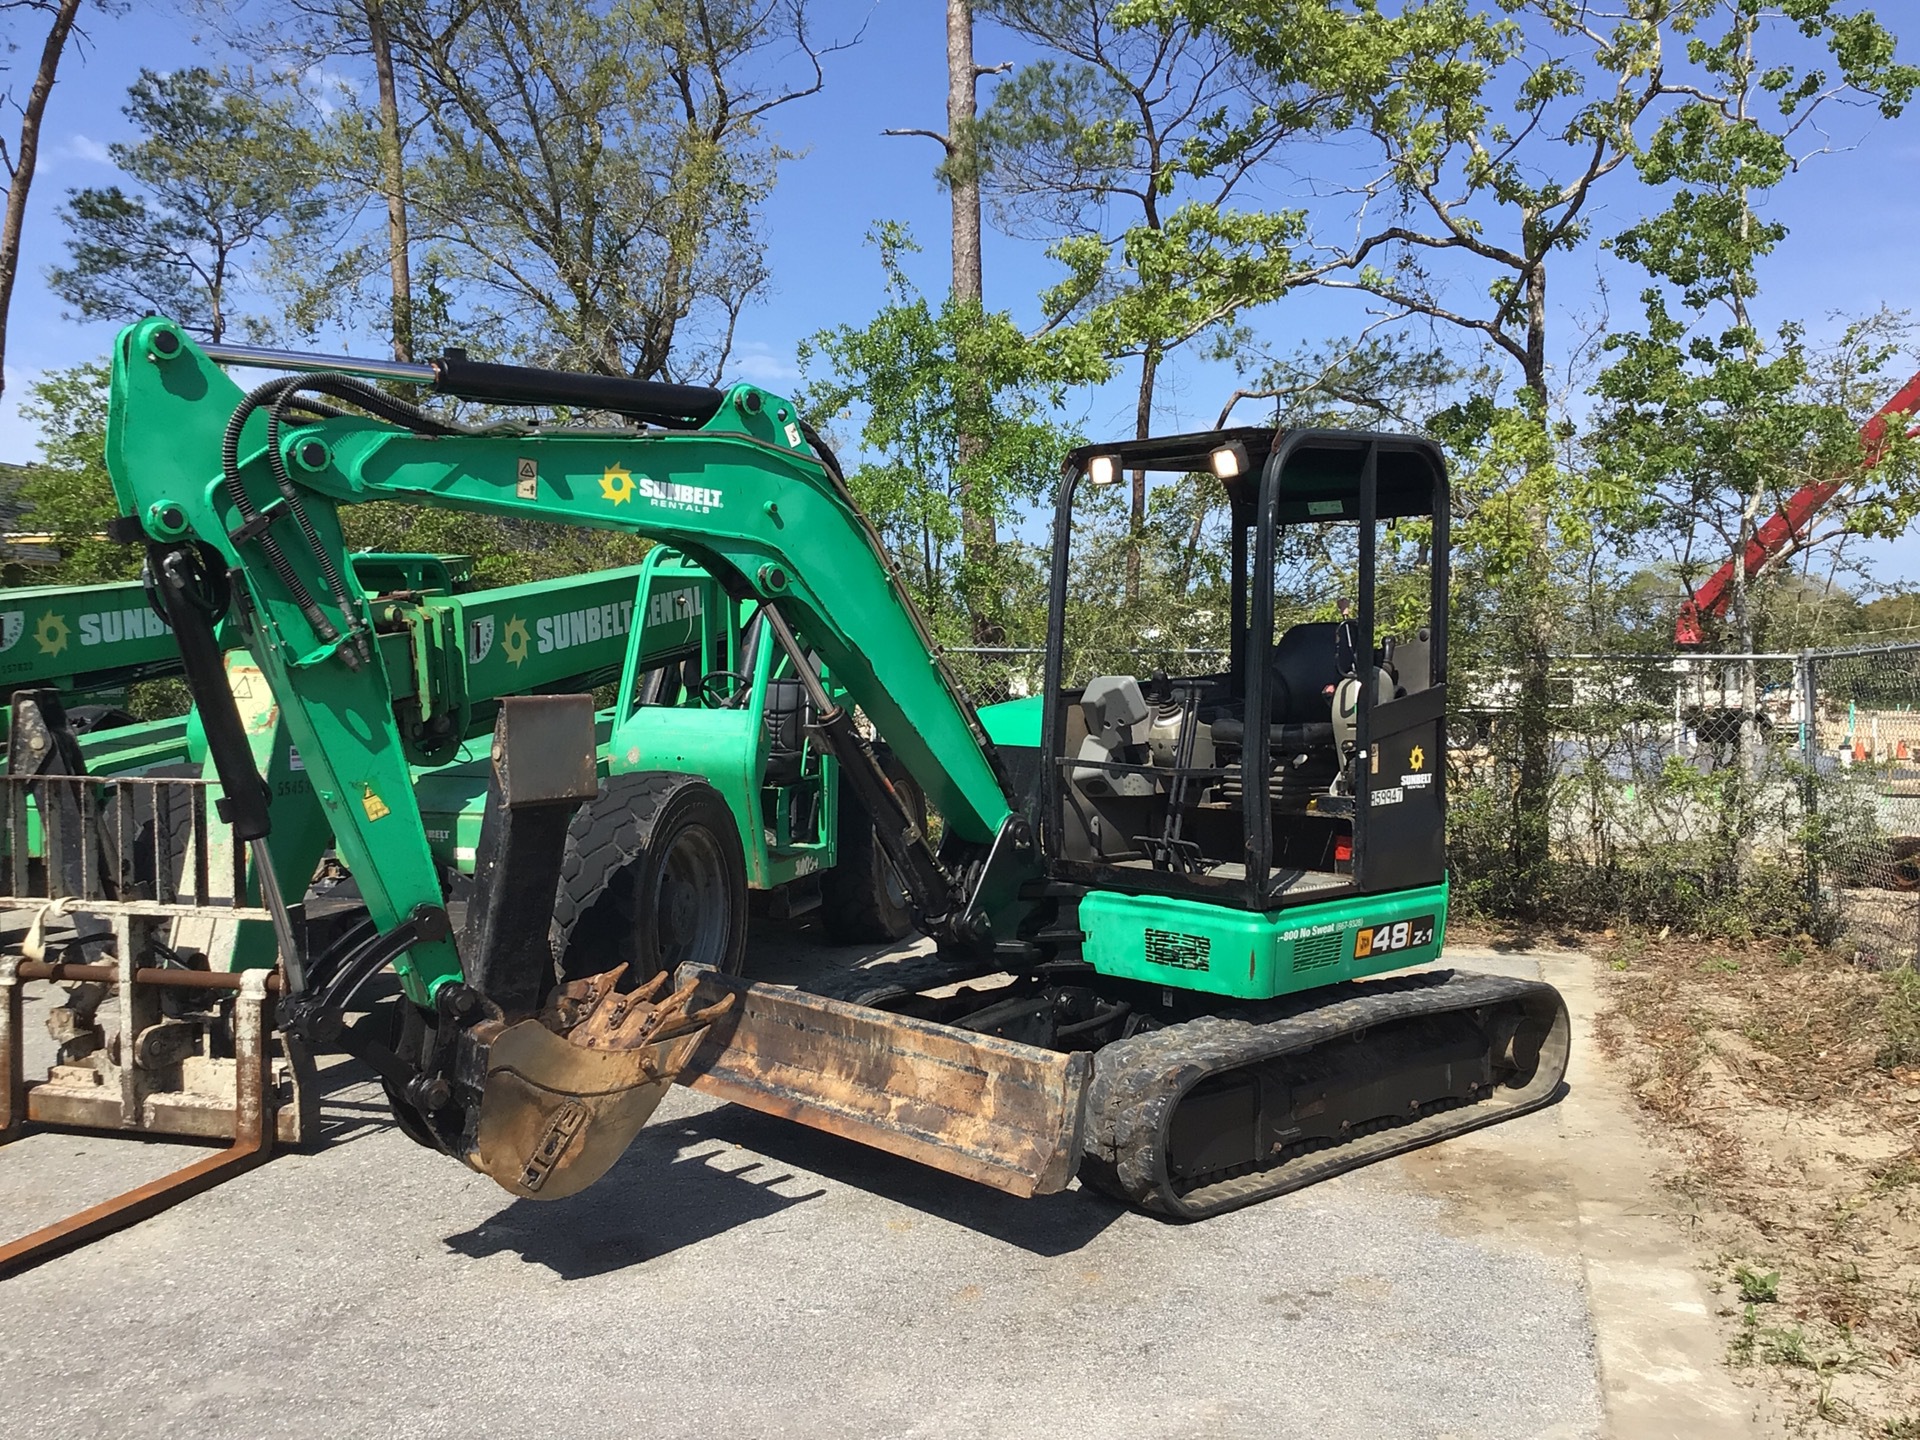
487,599,636,668
597,463,722,514
7,604,172,660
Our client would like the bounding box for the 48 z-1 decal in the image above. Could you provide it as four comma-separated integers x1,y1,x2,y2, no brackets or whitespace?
1353,914,1436,958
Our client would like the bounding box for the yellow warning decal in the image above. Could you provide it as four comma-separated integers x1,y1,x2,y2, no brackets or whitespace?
361,786,391,822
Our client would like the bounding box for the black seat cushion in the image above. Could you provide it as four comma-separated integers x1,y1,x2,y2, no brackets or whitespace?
1269,622,1347,724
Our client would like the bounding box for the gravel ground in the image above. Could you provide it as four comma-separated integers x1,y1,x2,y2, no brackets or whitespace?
0,931,1731,1440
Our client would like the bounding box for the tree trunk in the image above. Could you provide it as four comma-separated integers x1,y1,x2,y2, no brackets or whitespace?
365,0,414,362
948,0,998,639
1505,274,1556,918
1126,344,1160,600
0,0,83,401
948,0,982,309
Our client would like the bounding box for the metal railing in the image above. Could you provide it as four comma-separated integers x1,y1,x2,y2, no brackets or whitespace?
0,771,268,917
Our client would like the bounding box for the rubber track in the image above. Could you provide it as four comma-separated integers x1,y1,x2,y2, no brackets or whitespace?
1079,969,1570,1220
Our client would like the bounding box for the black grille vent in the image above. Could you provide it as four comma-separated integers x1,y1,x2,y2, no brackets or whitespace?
1292,931,1344,972
1143,928,1210,971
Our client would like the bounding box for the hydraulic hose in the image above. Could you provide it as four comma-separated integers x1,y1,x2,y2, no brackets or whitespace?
220,376,339,651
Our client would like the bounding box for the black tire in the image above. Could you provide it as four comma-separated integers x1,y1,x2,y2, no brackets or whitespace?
551,771,748,988
99,762,198,898
820,754,924,944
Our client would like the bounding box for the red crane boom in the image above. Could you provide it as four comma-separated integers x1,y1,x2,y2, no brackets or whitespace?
1676,367,1920,645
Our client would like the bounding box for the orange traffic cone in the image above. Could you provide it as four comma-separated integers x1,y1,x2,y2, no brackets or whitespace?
1855,739,1869,761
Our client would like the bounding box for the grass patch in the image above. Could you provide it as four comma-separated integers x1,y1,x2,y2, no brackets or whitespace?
1878,968,1920,1072
1870,1151,1920,1195
1735,1263,1782,1303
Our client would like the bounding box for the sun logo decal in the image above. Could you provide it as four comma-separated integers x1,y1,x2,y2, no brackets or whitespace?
1408,745,1425,772
599,464,636,505
33,611,69,656
502,615,530,667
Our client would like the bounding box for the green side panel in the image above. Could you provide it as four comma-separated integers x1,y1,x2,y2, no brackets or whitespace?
606,705,769,884
1078,879,1451,1001
0,578,179,694
76,716,194,775
977,694,1043,749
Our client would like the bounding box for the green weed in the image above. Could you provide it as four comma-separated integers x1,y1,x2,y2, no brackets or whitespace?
1871,1151,1920,1194
1734,1264,1781,1303
1877,967,1920,1071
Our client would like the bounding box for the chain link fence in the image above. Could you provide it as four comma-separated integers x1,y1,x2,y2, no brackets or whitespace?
947,642,1920,959
1804,642,1920,965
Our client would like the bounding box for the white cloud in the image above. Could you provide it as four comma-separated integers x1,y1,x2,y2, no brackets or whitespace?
299,65,360,118
730,341,800,385
50,134,110,167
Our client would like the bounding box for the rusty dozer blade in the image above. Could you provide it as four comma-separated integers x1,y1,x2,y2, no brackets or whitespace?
674,964,1091,1197
466,966,734,1200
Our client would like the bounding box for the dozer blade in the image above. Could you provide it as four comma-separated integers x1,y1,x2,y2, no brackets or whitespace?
468,968,732,1200
674,964,1090,1197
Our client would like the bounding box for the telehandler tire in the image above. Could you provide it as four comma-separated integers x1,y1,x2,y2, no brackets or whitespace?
820,754,924,944
99,762,198,897
551,772,748,988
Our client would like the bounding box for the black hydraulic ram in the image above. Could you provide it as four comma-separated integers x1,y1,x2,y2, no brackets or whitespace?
145,542,306,987
199,341,728,430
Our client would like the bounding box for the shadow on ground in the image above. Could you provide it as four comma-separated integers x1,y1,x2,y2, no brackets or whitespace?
441,1100,1124,1279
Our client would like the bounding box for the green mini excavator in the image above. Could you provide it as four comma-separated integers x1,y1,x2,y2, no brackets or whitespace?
94,320,1568,1220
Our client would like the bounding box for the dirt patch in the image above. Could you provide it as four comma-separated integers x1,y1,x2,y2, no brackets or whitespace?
1544,923,1920,1436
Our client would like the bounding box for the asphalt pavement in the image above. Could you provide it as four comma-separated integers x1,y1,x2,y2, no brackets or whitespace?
0,934,1769,1440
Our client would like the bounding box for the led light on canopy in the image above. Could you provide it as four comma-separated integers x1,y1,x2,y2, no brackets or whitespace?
1086,454,1120,486
1210,442,1249,480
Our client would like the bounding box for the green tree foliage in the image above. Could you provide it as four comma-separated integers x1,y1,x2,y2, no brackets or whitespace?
799,224,1106,643
48,67,328,342
1591,0,1918,658
14,361,130,582
382,0,837,382
978,0,1324,571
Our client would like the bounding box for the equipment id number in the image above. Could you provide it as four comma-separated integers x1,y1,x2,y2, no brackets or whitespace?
1353,913,1436,958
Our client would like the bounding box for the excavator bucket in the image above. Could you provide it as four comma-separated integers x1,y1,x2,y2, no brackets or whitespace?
466,968,733,1200
674,964,1091,1197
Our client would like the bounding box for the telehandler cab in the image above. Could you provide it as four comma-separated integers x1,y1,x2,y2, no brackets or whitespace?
5,319,1567,1256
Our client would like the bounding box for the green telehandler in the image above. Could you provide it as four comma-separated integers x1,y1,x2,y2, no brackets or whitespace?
0,322,1569,1267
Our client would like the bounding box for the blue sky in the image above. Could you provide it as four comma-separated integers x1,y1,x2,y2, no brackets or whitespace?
4,0,1917,582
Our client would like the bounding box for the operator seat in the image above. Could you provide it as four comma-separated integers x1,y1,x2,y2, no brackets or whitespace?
1267,621,1353,725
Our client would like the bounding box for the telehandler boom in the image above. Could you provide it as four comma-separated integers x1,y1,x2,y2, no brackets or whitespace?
82,320,1567,1222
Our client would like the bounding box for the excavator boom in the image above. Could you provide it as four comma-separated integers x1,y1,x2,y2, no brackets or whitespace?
107,319,1015,1004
